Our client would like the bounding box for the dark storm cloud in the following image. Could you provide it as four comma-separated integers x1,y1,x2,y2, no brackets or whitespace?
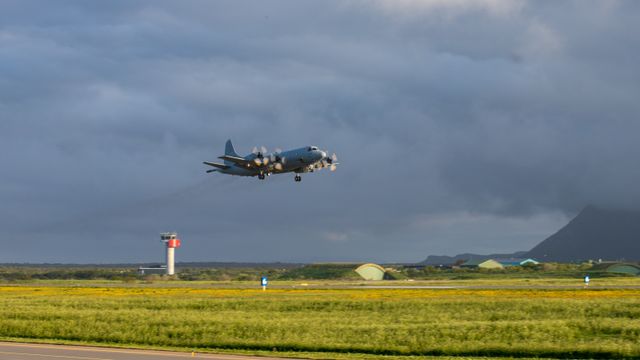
1,0,639,262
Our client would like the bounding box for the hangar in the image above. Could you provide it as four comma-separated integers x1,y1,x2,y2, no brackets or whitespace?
460,259,504,269
355,263,386,280
495,258,540,267
591,262,640,276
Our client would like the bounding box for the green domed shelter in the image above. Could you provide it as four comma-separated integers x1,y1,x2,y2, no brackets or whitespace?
606,263,640,275
355,263,386,280
591,262,640,276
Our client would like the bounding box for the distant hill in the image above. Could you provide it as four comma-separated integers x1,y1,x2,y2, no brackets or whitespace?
421,251,527,265
525,206,640,262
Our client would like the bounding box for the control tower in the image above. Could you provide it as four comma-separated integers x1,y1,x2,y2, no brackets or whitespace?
160,232,181,275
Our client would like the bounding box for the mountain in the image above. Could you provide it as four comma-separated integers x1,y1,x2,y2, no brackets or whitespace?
525,206,640,262
421,251,527,265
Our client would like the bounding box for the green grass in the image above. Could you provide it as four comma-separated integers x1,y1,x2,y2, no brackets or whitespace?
4,276,639,288
0,285,639,359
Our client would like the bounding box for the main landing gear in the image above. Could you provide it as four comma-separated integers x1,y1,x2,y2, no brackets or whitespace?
294,175,302,182
258,174,266,180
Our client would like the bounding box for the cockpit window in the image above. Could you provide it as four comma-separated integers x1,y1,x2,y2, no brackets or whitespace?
309,146,318,151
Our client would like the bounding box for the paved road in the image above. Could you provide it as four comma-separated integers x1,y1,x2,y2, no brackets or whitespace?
349,284,640,289
0,342,290,360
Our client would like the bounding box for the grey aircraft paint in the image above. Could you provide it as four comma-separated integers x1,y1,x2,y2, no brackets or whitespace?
204,140,337,181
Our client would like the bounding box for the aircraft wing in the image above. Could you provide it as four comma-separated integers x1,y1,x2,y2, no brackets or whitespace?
218,155,251,166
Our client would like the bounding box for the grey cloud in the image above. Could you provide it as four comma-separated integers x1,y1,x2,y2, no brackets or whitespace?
1,1,639,262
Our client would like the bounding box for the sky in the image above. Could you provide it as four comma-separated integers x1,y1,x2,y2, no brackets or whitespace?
2,0,640,263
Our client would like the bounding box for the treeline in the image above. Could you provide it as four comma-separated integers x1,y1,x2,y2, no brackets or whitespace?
0,262,629,282
0,267,139,281
182,262,632,281
399,262,596,280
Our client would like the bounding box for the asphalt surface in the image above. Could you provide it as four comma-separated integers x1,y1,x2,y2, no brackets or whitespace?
349,284,640,289
0,342,290,360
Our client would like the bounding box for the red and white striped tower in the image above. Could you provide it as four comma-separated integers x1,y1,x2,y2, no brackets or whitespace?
160,232,181,275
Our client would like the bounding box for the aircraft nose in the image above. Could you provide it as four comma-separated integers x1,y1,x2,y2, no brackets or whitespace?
320,151,327,159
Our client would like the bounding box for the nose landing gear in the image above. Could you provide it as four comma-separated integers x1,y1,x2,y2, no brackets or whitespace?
258,173,266,180
294,175,301,182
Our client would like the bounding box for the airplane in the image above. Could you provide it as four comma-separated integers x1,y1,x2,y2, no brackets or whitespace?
203,139,338,182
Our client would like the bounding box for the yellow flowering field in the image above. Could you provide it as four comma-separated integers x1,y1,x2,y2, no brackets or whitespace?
0,285,639,358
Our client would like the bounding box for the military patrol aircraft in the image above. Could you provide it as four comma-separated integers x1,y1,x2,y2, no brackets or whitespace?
203,140,338,182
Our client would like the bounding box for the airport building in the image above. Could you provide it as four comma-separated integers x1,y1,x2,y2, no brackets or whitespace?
495,258,540,267
138,232,182,276
460,259,504,269
460,258,540,269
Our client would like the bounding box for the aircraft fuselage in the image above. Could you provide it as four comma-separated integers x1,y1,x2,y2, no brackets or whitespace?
222,146,325,176
204,140,336,181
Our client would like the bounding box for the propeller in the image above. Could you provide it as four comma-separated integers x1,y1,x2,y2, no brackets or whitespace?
268,148,285,171
252,146,270,166
270,148,281,163
317,151,338,171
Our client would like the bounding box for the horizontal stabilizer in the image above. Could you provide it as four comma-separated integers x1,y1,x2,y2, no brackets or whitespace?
203,161,229,170
218,154,250,165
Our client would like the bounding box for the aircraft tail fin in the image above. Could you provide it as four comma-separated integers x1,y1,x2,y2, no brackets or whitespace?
224,139,240,166
225,139,239,157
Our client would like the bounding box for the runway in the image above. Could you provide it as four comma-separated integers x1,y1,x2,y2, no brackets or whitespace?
0,342,289,360
347,284,640,289
277,283,640,290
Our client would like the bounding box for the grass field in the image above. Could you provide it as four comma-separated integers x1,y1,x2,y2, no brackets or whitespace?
5,276,640,289
1,284,639,359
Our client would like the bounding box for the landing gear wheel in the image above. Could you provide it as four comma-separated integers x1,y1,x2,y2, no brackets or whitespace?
294,175,301,182
258,174,266,180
